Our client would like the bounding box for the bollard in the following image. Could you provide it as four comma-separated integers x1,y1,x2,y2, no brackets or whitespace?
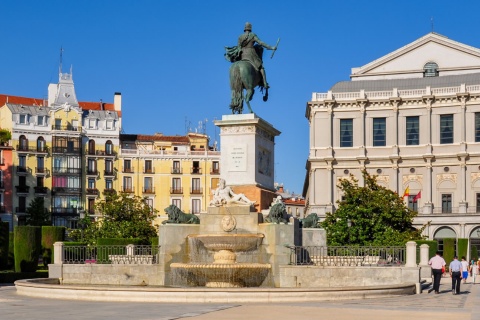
53,241,64,264
405,241,417,267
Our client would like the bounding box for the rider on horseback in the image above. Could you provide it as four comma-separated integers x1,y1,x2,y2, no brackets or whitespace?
225,22,277,89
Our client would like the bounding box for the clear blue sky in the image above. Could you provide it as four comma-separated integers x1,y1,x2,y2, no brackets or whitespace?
1,0,479,194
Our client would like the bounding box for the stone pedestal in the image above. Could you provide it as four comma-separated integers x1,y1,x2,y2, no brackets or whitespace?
302,228,326,247
214,114,281,210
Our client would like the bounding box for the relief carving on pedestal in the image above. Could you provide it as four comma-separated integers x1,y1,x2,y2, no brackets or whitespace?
221,126,255,134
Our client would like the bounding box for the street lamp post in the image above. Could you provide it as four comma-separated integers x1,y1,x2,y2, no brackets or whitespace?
78,208,85,242
347,219,352,245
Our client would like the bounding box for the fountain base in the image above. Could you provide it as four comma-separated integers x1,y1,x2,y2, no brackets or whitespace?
171,262,271,288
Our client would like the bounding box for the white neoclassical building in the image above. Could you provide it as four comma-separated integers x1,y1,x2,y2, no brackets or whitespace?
304,32,480,246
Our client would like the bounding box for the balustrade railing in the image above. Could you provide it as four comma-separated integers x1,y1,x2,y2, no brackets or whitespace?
63,244,160,264
286,246,405,267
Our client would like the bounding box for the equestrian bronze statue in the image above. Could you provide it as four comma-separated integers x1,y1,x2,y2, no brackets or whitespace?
225,22,279,114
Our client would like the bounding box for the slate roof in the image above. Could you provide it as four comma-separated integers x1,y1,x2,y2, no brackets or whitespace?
6,103,50,115
120,134,190,144
331,72,480,93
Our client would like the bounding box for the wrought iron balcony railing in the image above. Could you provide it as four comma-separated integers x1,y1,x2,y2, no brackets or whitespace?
34,186,48,194
191,167,202,174
15,185,30,193
190,187,203,194
143,187,155,194
171,167,182,174
170,187,183,194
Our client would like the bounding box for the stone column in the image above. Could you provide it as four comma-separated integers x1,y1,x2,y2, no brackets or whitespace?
419,244,432,280
405,241,417,267
53,241,64,264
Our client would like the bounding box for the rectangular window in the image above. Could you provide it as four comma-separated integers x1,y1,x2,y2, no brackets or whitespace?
441,194,452,213
37,116,44,126
88,119,96,129
372,118,386,147
172,178,181,190
172,199,181,209
87,159,96,174
55,119,61,129
173,161,181,174
106,120,113,130
105,179,113,190
37,176,44,187
407,195,418,212
105,159,113,173
340,119,353,147
440,114,454,144
19,114,28,124
124,159,132,172
191,199,201,214
123,177,132,192
88,178,96,189
211,178,219,189
212,161,219,174
406,116,419,145
476,113,480,142
145,198,154,211
19,155,26,168
144,177,153,192
192,178,201,193
476,193,480,213
145,160,153,173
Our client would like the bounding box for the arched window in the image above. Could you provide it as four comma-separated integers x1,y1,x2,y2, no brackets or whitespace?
19,135,28,151
424,62,439,77
88,140,95,155
105,140,113,155
37,136,45,152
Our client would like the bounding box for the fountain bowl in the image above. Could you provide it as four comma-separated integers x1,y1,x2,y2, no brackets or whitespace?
189,233,264,252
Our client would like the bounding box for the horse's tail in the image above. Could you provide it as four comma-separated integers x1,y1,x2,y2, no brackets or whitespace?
229,63,243,112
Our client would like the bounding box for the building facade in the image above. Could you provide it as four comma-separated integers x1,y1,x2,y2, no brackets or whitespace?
304,33,480,248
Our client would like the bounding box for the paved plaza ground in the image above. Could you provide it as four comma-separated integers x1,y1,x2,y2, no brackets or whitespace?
1,279,480,320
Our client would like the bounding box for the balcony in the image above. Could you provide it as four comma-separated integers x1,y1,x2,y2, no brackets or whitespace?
190,187,203,194
170,187,183,194
171,167,183,174
15,207,27,214
122,186,135,193
35,167,49,175
52,167,82,175
51,146,82,154
86,188,100,196
51,207,79,216
16,166,30,175
85,149,116,157
15,185,30,194
143,167,155,174
17,145,49,154
51,187,82,195
143,187,155,194
34,186,48,195
86,169,98,176
104,170,115,177
210,168,220,175
103,188,116,196
191,167,202,174
122,167,134,173
52,125,82,132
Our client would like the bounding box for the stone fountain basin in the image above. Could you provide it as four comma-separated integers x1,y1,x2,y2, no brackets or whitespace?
170,262,271,287
189,233,264,252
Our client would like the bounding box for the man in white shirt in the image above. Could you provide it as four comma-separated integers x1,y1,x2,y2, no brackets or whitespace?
429,251,446,294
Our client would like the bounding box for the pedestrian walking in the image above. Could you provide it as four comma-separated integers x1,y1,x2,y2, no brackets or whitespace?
429,251,446,294
461,256,469,284
471,260,478,284
449,256,463,294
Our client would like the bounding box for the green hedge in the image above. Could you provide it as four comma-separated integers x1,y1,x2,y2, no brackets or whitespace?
14,226,41,272
41,226,65,265
0,222,9,270
443,238,456,270
0,271,48,283
457,238,468,260
415,240,438,264
471,245,479,261
8,232,14,269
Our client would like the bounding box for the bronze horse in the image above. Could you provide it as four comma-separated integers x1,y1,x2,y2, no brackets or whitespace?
229,46,268,114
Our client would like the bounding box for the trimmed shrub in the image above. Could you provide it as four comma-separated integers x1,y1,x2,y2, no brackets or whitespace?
415,240,438,264
443,238,456,270
8,232,14,269
14,226,41,272
457,238,468,260
0,222,9,270
471,245,479,261
41,226,65,265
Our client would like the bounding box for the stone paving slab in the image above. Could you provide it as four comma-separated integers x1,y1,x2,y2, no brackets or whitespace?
1,279,480,320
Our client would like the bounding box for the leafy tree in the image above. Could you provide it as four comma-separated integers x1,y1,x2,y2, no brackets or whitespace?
321,170,425,246
0,128,11,145
69,193,157,245
25,197,51,226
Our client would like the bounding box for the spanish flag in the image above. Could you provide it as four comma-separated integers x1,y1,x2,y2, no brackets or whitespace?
402,187,410,198
413,191,421,203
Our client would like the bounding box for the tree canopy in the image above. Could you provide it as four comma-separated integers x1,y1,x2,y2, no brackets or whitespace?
321,170,425,246
69,193,157,244
25,197,51,226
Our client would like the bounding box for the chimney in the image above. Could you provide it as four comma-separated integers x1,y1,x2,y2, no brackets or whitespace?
278,186,284,193
114,92,122,112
